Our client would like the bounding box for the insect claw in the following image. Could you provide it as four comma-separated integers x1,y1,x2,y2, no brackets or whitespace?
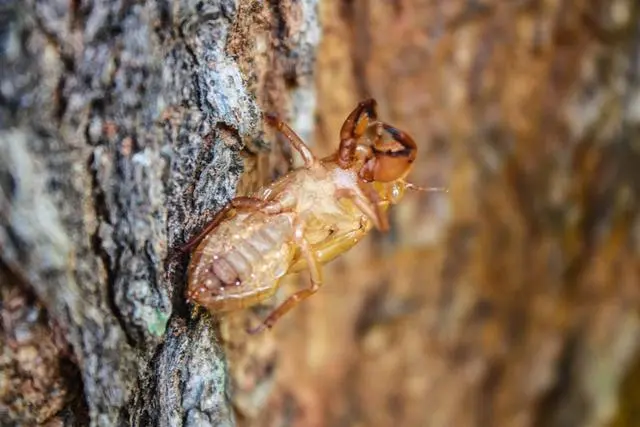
358,98,378,119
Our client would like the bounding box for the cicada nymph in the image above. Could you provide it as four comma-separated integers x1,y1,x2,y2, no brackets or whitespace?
183,99,444,333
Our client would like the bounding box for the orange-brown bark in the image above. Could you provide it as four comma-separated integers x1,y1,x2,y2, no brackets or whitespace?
233,1,640,427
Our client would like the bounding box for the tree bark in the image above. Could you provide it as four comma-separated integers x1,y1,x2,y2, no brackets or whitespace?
3,1,640,427
0,0,319,425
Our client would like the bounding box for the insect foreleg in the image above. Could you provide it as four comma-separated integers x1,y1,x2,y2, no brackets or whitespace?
287,218,370,273
359,123,418,183
335,187,389,232
264,113,318,168
247,220,323,334
338,98,379,168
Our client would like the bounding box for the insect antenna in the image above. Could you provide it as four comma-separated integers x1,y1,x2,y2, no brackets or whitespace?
405,182,449,193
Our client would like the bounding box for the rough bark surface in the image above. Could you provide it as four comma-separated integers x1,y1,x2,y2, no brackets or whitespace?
2,0,640,427
0,0,319,425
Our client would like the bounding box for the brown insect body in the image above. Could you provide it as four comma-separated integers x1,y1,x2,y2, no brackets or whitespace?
183,99,440,333
187,163,367,309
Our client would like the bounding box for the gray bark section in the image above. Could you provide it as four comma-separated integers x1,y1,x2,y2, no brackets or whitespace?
0,0,318,425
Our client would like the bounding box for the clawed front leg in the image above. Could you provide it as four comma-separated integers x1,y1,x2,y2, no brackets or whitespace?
338,98,380,168
359,123,418,183
248,220,323,334
335,187,390,232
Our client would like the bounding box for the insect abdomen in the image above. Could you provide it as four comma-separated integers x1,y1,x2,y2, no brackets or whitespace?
186,213,295,311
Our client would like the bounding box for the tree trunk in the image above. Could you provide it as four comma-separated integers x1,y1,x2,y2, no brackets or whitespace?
2,1,640,427
0,0,319,425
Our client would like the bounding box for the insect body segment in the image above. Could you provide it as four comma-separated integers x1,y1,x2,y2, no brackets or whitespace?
186,211,296,312
185,99,438,333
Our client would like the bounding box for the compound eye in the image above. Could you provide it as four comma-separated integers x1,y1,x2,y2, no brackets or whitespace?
390,183,404,203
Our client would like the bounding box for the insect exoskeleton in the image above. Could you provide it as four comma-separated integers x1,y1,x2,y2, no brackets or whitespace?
183,99,445,333
186,211,297,312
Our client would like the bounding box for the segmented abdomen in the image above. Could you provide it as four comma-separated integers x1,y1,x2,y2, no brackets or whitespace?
186,212,295,312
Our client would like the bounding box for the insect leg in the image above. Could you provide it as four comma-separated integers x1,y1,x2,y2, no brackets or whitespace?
179,196,269,253
264,114,317,168
335,187,390,232
247,221,323,334
338,98,379,168
287,218,370,273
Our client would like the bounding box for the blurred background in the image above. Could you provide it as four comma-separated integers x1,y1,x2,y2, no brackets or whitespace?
228,1,640,426
2,0,637,425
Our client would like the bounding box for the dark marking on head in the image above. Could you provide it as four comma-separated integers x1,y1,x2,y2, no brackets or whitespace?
383,124,402,138
372,146,414,158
